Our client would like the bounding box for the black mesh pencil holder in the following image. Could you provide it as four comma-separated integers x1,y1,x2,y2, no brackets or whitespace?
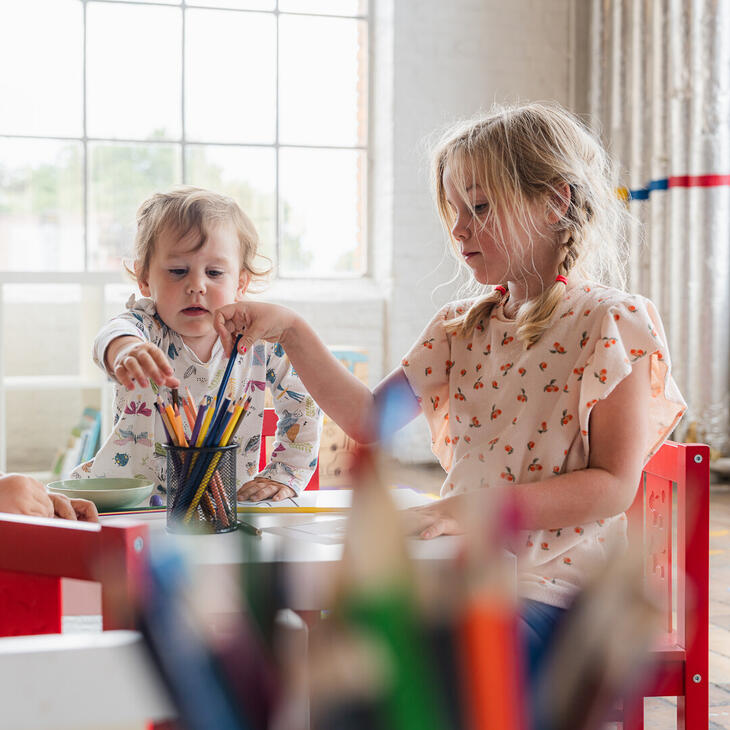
164,441,239,534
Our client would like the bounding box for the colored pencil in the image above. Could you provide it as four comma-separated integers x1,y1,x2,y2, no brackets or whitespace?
185,386,196,412
190,396,209,445
211,334,242,424
239,520,262,538
183,406,237,521
196,397,217,447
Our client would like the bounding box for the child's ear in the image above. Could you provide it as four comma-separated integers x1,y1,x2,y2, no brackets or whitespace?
135,261,152,297
547,183,571,225
236,271,251,301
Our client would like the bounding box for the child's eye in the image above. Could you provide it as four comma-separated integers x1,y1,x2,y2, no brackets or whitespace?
207,270,224,278
168,268,187,276
474,203,489,214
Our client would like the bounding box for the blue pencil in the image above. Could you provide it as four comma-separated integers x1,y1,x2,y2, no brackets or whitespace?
211,334,242,425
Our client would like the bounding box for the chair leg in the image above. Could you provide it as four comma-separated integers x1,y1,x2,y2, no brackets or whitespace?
679,675,709,729
622,696,644,730
0,571,62,636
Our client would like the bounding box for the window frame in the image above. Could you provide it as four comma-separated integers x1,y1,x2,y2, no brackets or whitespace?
0,0,371,472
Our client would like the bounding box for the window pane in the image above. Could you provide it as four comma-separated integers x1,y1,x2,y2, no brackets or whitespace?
279,16,367,147
279,0,367,16
87,3,182,140
279,148,365,276
0,0,83,136
186,145,276,263
88,142,182,271
189,0,274,9
185,10,276,144
0,139,83,271
3,285,82,377
6,388,99,473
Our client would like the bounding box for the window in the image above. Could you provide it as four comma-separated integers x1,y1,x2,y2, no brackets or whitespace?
0,0,369,277
0,0,369,473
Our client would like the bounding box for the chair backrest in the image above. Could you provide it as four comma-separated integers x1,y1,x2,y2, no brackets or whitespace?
626,440,709,658
0,514,149,635
259,408,320,490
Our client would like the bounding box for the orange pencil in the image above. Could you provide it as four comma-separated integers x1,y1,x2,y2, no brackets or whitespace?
165,403,186,446
185,386,196,411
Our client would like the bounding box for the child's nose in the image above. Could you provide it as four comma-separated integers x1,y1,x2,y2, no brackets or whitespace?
452,215,471,241
186,273,206,294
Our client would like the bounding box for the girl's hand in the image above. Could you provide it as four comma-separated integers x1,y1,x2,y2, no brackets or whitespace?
0,474,54,518
48,493,100,522
109,338,179,391
214,302,298,357
237,477,297,502
401,495,468,539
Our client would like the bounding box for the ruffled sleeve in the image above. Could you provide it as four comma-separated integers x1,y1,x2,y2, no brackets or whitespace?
578,295,686,463
401,302,458,470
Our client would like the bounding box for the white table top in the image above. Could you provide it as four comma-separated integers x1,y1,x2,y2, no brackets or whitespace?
101,487,466,611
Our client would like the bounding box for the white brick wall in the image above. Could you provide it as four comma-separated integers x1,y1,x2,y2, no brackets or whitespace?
378,0,577,461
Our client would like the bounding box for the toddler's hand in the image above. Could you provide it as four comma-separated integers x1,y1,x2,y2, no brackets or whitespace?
237,477,296,502
111,339,179,391
49,492,100,522
214,302,297,357
0,474,54,518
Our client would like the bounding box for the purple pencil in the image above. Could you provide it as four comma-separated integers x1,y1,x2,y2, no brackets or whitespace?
155,397,174,444
190,396,210,445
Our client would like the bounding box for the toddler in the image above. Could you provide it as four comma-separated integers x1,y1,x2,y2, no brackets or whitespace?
73,187,322,502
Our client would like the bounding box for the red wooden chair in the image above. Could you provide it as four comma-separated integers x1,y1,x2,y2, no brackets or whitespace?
619,440,710,729
259,408,319,490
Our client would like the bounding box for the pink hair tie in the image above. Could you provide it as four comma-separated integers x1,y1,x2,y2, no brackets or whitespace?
494,285,507,296
555,275,568,285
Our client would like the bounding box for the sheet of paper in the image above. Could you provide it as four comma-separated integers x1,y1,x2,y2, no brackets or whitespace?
263,517,350,544
237,486,435,511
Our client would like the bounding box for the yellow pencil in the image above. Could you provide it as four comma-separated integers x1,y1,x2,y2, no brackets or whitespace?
236,506,350,514
184,404,237,522
196,397,216,447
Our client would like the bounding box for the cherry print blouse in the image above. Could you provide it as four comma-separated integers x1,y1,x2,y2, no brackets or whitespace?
402,281,686,608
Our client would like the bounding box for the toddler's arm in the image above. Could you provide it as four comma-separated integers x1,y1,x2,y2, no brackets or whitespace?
215,302,421,442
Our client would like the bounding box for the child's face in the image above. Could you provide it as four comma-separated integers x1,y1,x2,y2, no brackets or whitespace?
138,221,249,344
443,165,557,286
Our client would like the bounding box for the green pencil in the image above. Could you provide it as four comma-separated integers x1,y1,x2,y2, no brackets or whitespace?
239,520,262,537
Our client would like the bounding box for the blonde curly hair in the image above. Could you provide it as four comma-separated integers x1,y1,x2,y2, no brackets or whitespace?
128,186,271,291
432,102,629,346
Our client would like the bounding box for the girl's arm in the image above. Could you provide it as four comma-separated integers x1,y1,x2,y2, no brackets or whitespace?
408,356,651,538
215,302,421,441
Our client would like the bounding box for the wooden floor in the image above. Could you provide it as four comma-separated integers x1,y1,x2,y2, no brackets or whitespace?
392,461,730,729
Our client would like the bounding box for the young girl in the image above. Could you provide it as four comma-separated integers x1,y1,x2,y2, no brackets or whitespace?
72,187,322,502
213,103,685,674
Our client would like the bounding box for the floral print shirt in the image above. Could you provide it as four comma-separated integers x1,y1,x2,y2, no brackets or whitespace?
402,281,686,608
71,296,323,497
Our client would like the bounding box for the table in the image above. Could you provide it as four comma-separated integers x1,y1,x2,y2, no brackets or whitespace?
100,487,467,612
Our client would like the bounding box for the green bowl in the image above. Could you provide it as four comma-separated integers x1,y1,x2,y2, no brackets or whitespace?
47,477,155,511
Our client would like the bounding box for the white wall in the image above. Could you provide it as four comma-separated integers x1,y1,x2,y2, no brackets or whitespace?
374,0,580,460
